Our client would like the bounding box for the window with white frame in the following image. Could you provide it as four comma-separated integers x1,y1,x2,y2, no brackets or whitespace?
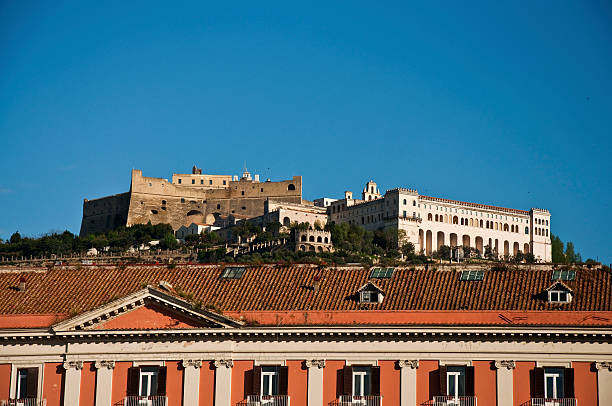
352,367,372,396
261,366,279,396
360,289,379,303
139,367,159,396
15,367,38,400
544,368,565,398
446,366,466,397
548,289,571,303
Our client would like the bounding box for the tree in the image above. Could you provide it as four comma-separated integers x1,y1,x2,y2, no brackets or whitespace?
160,233,178,250
401,242,415,257
484,244,494,260
551,234,566,263
9,232,21,244
565,242,577,263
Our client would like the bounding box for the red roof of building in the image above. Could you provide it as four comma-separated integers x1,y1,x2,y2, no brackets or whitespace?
0,264,610,328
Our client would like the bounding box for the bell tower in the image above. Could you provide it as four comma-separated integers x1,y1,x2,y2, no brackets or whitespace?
362,180,381,201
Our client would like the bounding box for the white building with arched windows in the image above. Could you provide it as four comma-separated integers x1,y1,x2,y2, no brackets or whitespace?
327,181,552,261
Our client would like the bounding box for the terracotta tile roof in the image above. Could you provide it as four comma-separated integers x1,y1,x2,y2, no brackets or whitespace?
1,265,610,322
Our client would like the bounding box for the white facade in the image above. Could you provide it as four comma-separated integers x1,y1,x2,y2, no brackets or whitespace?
175,223,220,239
329,181,552,261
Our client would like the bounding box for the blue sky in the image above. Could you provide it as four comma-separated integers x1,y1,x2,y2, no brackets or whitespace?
1,1,611,263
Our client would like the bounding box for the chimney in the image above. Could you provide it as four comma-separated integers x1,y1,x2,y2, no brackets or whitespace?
313,275,321,292
254,174,260,182
18,276,26,292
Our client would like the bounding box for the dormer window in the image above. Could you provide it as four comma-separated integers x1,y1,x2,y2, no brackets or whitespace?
360,290,379,303
357,282,384,303
549,290,571,303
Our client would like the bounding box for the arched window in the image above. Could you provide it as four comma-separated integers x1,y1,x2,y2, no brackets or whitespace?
301,235,307,242
546,229,548,237
288,184,296,191
309,236,315,242
480,220,483,228
324,237,329,243
317,236,322,243
413,201,416,206
546,220,548,226
435,214,439,222
403,199,407,205
428,213,433,221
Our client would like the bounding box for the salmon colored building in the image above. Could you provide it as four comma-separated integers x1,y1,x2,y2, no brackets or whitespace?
0,264,611,406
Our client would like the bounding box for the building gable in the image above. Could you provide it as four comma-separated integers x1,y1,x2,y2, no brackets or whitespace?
51,286,242,332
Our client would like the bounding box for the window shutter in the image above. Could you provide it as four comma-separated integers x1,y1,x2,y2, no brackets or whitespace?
564,368,575,398
439,366,447,396
252,366,262,395
343,366,353,396
465,366,475,396
156,366,167,396
370,366,380,396
533,368,545,398
279,366,289,395
126,367,140,396
26,368,38,398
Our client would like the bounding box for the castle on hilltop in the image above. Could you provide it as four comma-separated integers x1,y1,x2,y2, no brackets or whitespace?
79,166,302,236
80,167,552,261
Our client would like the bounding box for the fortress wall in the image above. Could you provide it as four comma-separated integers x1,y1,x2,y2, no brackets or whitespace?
79,192,131,236
123,171,303,231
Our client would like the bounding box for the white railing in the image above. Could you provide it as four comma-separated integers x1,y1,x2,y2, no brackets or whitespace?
246,395,290,406
1,400,46,406
123,396,168,406
433,396,477,406
338,395,383,406
530,399,577,406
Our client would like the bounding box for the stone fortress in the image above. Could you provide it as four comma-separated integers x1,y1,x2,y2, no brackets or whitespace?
80,167,552,261
79,166,302,236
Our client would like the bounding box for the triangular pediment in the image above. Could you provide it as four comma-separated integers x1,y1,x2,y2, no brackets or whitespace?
51,286,242,332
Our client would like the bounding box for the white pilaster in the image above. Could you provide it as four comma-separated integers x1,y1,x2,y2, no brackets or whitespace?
63,361,83,406
94,361,115,406
182,359,202,406
306,359,325,406
398,360,418,406
214,359,233,406
494,360,515,406
596,362,612,406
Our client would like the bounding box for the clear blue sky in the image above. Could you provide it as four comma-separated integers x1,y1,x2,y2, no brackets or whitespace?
1,1,611,263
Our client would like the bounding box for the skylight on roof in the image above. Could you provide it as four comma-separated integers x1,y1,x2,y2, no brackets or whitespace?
552,270,576,281
370,267,394,279
460,270,485,281
220,267,246,279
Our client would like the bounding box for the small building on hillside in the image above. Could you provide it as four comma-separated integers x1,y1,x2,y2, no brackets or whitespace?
294,229,333,253
175,223,220,239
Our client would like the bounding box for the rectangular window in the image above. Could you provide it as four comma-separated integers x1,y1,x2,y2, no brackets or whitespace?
201,179,204,184
17,369,28,399
178,179,182,184
370,267,394,278
460,270,485,281
221,267,247,279
261,366,279,396
139,367,159,396
552,270,576,281
544,368,564,398
352,367,371,396
209,180,213,185
192,179,195,184
446,366,466,397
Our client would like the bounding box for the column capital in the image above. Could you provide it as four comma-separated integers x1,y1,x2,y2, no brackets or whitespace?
182,359,203,369
94,360,115,370
494,360,516,370
305,359,325,369
63,360,84,370
595,361,612,371
398,360,419,369
214,359,234,368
